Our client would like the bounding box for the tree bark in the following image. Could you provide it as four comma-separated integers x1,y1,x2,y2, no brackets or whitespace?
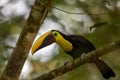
0,0,52,80
34,40,120,80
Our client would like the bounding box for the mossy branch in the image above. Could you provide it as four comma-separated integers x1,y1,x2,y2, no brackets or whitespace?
34,40,120,80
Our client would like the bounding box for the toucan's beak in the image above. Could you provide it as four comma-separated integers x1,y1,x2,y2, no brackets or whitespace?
31,31,55,55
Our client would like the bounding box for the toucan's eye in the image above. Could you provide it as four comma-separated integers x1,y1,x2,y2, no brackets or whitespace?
54,32,57,36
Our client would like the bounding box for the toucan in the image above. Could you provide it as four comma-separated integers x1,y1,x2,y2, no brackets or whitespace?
31,30,115,79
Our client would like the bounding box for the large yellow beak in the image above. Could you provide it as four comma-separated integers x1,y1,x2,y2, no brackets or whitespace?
31,31,55,55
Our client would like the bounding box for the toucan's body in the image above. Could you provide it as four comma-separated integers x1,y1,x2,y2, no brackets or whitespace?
59,34,96,59
31,30,115,79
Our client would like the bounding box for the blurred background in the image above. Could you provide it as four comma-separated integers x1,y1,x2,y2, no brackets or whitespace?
0,0,120,80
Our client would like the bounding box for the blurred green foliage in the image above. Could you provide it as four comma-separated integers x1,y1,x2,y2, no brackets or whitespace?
0,0,120,80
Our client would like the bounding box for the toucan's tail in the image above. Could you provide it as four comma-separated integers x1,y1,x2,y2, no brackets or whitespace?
93,58,115,79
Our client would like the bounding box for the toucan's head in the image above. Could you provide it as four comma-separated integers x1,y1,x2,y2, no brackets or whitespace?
31,30,73,55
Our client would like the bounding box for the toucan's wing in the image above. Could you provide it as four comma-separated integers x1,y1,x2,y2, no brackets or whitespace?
68,35,95,50
65,35,95,59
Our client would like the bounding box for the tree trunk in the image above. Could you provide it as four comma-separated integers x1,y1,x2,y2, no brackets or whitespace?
0,0,52,80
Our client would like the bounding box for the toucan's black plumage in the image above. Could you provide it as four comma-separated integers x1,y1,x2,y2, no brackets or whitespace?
57,31,95,59
57,31,115,79
32,30,115,79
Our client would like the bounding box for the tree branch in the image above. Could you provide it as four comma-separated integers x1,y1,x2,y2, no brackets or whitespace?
34,40,120,80
0,0,52,80
51,6,106,15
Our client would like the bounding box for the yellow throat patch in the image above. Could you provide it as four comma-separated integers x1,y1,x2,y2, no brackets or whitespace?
52,31,73,52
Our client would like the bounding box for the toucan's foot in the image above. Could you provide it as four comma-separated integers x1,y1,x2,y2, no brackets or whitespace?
80,53,92,63
80,53,86,61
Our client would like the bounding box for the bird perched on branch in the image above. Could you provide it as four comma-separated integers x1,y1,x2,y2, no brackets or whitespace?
31,30,115,79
